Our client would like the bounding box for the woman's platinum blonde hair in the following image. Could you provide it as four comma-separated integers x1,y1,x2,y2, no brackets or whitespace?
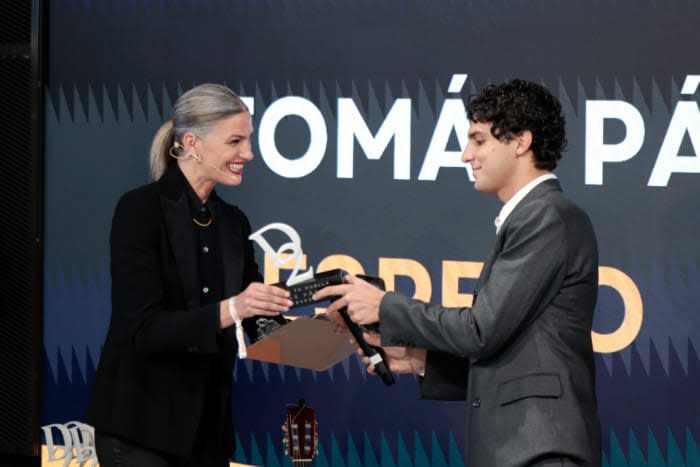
149,83,249,180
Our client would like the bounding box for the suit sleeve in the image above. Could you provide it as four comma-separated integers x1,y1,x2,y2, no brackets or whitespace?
418,350,469,400
379,199,568,359
110,191,220,356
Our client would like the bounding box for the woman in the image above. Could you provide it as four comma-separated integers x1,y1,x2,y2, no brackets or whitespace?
86,83,292,466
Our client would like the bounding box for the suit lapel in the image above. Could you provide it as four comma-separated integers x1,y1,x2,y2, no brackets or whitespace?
473,179,562,303
474,233,503,302
159,165,200,309
497,179,561,235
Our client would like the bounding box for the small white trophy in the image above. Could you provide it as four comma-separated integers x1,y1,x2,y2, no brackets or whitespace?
245,222,355,371
249,222,315,286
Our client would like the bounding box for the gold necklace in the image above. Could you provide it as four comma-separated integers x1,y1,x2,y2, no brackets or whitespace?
193,217,212,227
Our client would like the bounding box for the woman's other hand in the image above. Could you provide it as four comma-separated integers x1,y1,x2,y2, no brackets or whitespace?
220,283,292,327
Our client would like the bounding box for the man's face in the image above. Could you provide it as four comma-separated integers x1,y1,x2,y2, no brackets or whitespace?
461,121,519,201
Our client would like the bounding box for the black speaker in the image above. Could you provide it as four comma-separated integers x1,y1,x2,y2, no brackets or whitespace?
0,0,44,462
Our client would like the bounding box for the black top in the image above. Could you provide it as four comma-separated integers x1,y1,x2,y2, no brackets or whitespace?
85,162,265,463
182,170,229,463
183,178,224,307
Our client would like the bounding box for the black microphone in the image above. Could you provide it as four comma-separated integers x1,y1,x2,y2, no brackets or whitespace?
273,268,395,386
334,274,395,386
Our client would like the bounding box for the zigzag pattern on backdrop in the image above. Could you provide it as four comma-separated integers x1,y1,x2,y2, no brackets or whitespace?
43,256,700,385
45,74,688,126
232,430,466,467
44,255,700,463
42,335,700,466
596,340,700,458
229,429,700,467
43,72,700,467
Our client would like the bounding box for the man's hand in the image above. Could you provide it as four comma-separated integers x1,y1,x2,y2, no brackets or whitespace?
361,333,426,375
313,274,385,326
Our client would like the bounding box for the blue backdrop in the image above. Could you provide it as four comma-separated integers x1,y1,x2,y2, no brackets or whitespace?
43,1,700,465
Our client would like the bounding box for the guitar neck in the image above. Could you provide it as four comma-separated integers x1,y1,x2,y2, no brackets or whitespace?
283,401,317,467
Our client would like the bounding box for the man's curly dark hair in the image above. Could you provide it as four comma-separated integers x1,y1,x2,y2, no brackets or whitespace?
467,79,567,171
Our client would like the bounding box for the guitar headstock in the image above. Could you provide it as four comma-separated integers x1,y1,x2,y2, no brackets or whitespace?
282,399,318,464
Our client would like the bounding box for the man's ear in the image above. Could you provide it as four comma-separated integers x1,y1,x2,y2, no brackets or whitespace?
514,130,533,157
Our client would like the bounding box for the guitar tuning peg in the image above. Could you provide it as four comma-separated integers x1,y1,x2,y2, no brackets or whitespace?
284,449,289,456
282,425,288,431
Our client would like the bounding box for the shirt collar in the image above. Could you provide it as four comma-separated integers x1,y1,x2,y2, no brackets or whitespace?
174,163,219,220
494,173,557,234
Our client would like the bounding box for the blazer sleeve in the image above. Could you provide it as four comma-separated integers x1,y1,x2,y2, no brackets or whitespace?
109,190,220,356
239,211,264,287
379,198,568,359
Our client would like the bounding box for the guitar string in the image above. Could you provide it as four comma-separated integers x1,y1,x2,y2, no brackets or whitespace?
287,405,315,466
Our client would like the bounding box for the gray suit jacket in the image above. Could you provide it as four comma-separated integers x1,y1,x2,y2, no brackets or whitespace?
380,179,601,467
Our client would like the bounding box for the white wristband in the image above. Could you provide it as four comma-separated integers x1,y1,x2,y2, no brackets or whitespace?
228,297,246,359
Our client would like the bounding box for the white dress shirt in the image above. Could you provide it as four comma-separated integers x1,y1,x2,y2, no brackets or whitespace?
494,173,558,234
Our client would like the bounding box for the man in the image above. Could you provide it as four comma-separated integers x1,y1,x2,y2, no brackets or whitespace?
315,79,602,466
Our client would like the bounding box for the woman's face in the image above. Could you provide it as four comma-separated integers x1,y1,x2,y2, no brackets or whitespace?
188,112,255,187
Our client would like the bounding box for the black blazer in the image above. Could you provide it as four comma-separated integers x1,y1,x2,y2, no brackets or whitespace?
86,164,263,458
380,180,602,466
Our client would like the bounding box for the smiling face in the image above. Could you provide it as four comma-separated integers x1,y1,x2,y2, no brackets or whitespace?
191,112,254,186
461,121,522,202
177,111,255,201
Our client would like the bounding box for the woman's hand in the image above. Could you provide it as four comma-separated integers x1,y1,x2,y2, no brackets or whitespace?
220,283,292,328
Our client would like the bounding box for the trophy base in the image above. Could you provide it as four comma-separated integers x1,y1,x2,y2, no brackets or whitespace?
245,314,356,371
